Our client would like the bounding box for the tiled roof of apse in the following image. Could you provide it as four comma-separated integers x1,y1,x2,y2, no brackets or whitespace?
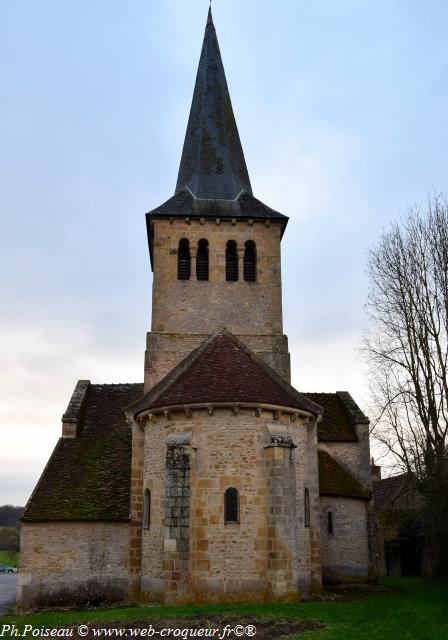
128,331,322,419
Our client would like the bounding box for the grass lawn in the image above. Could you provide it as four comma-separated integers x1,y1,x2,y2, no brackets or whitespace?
1,577,447,639
0,551,18,567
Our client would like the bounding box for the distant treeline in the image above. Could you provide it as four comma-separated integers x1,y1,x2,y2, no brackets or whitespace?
0,527,20,551
0,505,23,527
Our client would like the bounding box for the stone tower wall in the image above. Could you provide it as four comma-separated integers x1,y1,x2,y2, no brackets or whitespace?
144,218,290,391
150,218,284,335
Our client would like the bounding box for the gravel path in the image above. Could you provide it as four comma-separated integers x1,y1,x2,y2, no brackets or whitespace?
0,574,16,614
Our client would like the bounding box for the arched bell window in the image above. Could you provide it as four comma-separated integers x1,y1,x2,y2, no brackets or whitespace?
327,510,334,536
226,240,238,281
143,489,151,529
304,487,310,528
224,487,239,524
178,238,190,280
196,238,209,281
243,240,256,282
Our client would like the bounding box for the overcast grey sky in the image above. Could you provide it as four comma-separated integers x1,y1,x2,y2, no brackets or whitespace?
1,0,447,505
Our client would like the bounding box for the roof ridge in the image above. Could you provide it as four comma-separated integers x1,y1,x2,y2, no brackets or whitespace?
222,331,322,414
336,391,369,425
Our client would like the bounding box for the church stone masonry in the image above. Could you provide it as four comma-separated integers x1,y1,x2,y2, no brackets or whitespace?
17,8,374,611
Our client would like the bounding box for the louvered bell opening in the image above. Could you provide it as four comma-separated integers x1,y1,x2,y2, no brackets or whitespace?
243,241,256,282
196,239,209,281
178,239,191,280
226,241,238,281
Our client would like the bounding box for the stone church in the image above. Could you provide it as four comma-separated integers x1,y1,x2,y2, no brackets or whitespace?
18,8,374,611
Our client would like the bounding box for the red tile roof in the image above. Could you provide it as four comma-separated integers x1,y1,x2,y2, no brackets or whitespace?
318,450,371,500
23,383,143,522
128,331,322,418
304,393,360,442
373,474,423,511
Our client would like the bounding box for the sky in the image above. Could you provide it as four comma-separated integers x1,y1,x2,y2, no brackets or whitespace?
1,0,447,505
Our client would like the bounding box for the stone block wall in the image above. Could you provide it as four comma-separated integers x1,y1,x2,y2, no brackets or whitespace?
265,444,299,598
318,423,375,580
299,419,322,593
322,424,372,487
150,218,284,335
319,497,369,582
139,405,320,603
163,443,191,600
129,420,145,600
17,522,130,611
188,408,269,603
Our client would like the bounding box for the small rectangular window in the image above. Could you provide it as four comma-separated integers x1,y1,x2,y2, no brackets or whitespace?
224,487,239,524
304,487,310,527
143,489,151,529
327,511,333,535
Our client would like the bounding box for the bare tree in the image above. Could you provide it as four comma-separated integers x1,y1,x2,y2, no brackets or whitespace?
364,193,448,576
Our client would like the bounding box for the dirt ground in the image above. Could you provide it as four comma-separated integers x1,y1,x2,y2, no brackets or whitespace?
79,615,322,639
74,584,399,638
320,582,401,601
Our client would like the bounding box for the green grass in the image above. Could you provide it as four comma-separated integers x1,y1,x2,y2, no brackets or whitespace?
1,578,447,639
0,551,18,567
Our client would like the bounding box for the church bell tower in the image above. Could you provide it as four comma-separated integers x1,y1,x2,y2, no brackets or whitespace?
144,8,291,392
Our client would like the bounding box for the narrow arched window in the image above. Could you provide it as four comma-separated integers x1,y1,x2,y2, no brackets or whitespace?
178,238,190,280
304,488,310,528
196,239,209,281
226,241,238,281
243,240,256,282
143,489,151,529
224,487,239,524
327,511,333,535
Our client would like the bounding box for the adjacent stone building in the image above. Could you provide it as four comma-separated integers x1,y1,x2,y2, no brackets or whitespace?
18,8,374,611
373,469,425,576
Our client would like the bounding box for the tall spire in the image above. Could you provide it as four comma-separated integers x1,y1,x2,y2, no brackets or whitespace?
175,7,252,200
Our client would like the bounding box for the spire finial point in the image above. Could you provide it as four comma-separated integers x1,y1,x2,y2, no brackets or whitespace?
176,0,252,199
207,3,213,26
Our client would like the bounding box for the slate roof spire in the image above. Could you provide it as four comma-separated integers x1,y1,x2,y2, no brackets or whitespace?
175,7,253,200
